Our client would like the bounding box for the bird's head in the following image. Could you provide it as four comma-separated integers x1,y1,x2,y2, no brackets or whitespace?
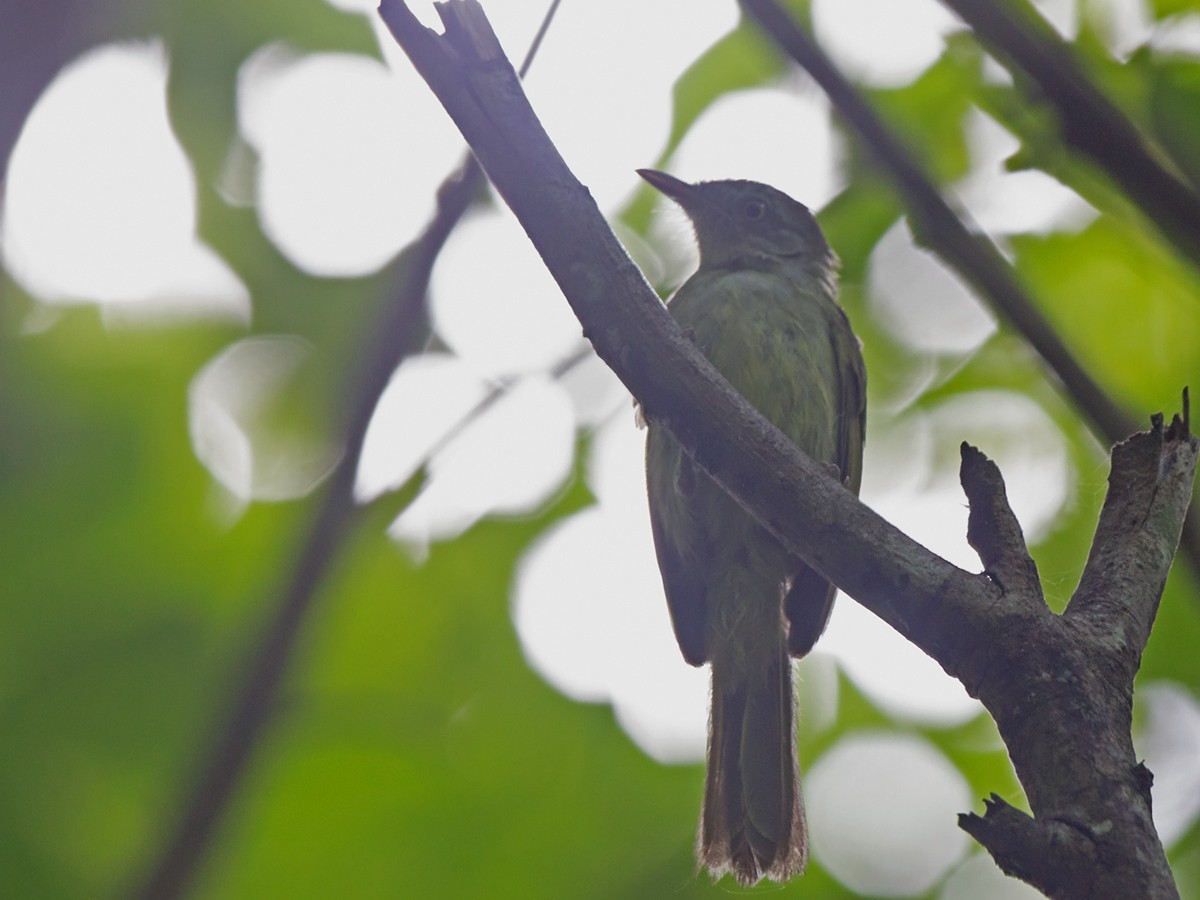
638,169,834,275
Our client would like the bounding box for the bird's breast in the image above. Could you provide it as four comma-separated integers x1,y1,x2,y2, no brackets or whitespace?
669,267,841,460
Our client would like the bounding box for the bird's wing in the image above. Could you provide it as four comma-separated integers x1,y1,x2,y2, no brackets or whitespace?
784,306,866,657
646,435,710,667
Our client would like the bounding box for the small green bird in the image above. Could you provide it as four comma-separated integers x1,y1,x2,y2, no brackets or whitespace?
639,169,866,886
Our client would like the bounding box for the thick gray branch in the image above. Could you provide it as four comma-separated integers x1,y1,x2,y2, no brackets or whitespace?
379,3,1198,896
960,795,1100,896
1071,403,1198,649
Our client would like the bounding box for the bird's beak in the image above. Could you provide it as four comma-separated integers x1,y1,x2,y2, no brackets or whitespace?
637,169,696,207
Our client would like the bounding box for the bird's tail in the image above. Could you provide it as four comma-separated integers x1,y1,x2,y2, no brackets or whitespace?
699,646,807,885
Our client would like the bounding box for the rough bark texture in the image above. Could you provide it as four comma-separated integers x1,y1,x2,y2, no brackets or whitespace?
956,410,1196,898
378,3,1199,895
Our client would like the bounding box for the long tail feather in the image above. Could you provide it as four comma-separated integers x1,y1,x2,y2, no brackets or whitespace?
699,648,807,885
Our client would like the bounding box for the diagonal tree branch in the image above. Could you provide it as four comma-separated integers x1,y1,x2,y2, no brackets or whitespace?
379,2,1198,894
378,0,993,665
938,0,1200,266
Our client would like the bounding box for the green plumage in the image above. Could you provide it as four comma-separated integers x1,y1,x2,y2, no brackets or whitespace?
639,170,865,886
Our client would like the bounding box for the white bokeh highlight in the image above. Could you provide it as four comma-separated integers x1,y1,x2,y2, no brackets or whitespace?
431,204,586,377
666,86,842,213
820,596,981,726
1134,681,1200,848
813,0,958,87
238,44,462,276
868,218,998,356
1032,0,1079,38
864,391,1071,570
1092,0,1154,58
955,108,1097,237
555,349,630,427
355,352,491,502
514,506,712,762
1151,14,1200,56
2,41,248,322
941,853,1045,899
189,336,342,509
512,413,711,763
389,372,576,549
807,731,972,895
517,0,736,211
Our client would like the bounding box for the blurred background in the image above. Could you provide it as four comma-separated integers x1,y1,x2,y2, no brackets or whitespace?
3,0,1200,896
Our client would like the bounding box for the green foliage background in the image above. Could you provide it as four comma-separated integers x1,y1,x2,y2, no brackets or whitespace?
3,0,1200,897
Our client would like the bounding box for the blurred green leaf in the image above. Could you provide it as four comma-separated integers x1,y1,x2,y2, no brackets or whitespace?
1148,56,1200,189
1011,217,1200,411
1145,0,1200,19
854,45,983,186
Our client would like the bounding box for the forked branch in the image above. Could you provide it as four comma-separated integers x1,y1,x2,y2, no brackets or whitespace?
379,3,1198,895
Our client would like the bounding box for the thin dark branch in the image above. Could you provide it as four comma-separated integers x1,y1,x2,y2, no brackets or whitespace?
131,167,474,900
422,342,594,468
737,0,1136,444
131,458,358,900
737,0,1200,590
938,0,1200,266
936,0,1200,608
129,2,564,896
518,0,561,77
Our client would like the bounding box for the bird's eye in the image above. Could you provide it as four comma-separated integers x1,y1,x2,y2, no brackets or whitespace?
743,200,766,220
